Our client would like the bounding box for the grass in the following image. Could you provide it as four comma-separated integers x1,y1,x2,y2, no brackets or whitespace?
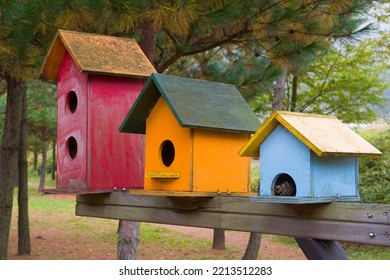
343,243,390,260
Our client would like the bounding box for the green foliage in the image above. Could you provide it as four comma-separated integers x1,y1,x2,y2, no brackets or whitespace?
0,0,44,80
168,46,281,115
359,128,390,204
27,81,57,143
250,160,260,192
287,37,389,123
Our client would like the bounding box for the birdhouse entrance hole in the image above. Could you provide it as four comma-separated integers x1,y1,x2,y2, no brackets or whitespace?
272,173,296,196
161,140,175,167
67,91,78,113
66,137,78,159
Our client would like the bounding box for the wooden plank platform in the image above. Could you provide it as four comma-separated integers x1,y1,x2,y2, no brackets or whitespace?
76,192,390,247
128,189,257,197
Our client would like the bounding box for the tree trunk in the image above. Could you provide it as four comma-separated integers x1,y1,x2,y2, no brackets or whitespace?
115,20,158,261
117,220,140,260
51,139,56,181
291,75,298,112
212,229,225,250
272,70,287,111
0,78,25,260
242,232,262,260
38,141,47,193
33,148,38,176
17,87,31,255
140,20,157,65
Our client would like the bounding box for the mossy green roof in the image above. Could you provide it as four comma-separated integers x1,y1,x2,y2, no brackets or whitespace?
120,73,260,134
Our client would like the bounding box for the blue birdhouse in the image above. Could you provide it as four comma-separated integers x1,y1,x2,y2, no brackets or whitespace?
239,111,382,204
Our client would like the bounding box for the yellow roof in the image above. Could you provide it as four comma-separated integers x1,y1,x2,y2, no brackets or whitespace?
239,111,382,158
39,30,156,81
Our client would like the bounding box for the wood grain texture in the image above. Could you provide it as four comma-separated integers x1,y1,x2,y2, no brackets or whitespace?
76,192,390,246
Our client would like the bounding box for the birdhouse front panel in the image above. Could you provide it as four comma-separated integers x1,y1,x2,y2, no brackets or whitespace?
144,96,192,191
57,51,89,190
260,124,312,198
193,130,251,193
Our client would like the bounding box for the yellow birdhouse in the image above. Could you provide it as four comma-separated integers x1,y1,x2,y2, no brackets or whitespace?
120,73,260,195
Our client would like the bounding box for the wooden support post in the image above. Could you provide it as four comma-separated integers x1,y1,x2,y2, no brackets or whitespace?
295,238,349,260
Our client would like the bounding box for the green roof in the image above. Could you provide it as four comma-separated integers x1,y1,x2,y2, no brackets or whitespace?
119,73,260,134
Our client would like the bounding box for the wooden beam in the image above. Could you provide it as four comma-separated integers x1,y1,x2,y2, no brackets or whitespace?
76,192,390,247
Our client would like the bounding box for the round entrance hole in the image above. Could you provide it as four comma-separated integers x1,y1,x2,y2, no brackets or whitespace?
66,137,78,159
160,140,175,167
67,91,78,113
272,173,296,196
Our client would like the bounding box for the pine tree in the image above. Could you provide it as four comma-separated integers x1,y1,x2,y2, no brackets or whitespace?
0,0,32,259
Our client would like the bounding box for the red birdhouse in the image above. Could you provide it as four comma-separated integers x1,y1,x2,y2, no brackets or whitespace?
39,30,155,193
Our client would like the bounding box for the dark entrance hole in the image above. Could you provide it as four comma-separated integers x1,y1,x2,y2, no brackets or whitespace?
272,173,296,196
161,140,175,167
66,137,78,159
67,91,78,113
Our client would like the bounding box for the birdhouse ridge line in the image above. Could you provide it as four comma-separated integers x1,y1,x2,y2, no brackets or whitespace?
239,111,382,158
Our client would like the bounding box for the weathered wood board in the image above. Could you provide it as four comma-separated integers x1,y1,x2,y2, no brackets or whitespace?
76,192,390,247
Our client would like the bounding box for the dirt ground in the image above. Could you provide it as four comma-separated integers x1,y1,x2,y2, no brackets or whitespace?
7,192,306,260
156,224,306,260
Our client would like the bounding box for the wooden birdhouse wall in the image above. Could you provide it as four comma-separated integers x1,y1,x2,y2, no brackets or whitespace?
57,51,146,192
311,155,358,198
260,124,312,197
89,75,146,190
57,52,88,190
192,130,250,193
144,96,251,193
144,96,192,192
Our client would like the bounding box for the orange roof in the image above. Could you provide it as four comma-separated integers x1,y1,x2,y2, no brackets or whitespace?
39,30,156,81
239,111,382,158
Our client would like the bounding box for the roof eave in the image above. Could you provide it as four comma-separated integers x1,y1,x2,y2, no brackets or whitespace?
39,31,66,82
239,111,279,157
119,75,159,134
